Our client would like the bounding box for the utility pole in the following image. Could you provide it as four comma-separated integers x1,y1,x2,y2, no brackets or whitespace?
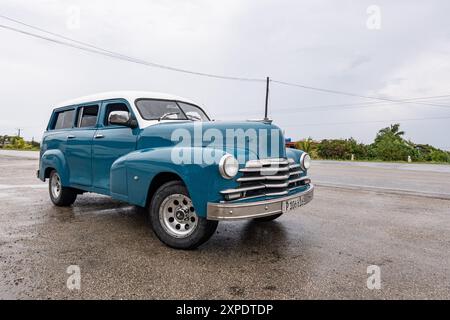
264,76,270,121
16,128,23,138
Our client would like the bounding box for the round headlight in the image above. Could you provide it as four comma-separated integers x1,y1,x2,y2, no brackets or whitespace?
300,153,311,170
219,154,239,179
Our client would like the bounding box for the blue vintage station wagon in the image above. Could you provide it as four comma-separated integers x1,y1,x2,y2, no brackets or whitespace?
38,91,314,249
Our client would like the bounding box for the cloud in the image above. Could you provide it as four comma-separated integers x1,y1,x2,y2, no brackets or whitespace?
1,0,450,149
377,41,450,97
346,54,372,71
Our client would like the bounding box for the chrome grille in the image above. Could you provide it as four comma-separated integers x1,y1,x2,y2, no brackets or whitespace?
221,158,311,201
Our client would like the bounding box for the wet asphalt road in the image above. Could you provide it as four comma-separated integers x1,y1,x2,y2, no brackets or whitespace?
0,151,449,299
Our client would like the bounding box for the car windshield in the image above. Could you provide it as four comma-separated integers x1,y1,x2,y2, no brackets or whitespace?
135,99,210,121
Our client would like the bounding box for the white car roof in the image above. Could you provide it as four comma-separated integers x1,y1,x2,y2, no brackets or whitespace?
55,91,198,108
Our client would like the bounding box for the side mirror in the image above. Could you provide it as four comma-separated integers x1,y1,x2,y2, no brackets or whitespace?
108,111,138,128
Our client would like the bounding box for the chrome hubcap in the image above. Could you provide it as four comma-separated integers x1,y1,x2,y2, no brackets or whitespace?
159,194,198,238
51,173,61,199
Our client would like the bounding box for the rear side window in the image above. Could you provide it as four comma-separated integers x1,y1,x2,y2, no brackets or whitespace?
54,112,64,130
77,105,99,128
53,109,75,130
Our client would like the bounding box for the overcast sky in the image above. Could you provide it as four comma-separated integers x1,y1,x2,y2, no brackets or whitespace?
1,0,450,149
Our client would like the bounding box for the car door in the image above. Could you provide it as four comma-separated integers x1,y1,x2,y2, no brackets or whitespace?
46,107,76,175
92,100,139,191
66,104,100,187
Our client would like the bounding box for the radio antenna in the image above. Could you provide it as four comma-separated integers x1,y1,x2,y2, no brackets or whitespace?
264,76,270,121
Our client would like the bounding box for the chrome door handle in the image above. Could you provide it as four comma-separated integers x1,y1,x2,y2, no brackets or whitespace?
67,135,76,139
94,134,105,139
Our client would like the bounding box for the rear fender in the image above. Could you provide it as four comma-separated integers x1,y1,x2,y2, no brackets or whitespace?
39,149,70,185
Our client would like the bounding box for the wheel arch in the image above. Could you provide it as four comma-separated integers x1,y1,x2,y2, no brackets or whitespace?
44,167,55,179
39,149,70,185
145,172,184,207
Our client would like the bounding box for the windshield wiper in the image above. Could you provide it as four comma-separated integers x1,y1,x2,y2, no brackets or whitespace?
158,112,180,121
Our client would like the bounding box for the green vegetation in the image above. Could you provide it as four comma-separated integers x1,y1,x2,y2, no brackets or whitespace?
0,135,40,151
294,124,450,163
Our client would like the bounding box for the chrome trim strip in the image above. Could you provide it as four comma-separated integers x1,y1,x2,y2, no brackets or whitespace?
237,174,290,182
245,158,289,167
207,184,314,220
289,164,301,169
266,175,291,181
236,176,265,182
233,185,307,202
289,170,302,176
288,176,310,184
265,190,289,196
239,167,290,173
264,182,289,188
220,177,308,195
220,184,265,194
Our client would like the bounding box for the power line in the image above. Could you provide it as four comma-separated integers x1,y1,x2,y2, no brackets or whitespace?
271,80,450,108
274,94,450,113
1,14,450,109
0,21,264,83
280,115,450,127
214,93,450,117
0,14,117,56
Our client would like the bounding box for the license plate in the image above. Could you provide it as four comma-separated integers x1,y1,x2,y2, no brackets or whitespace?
282,196,306,213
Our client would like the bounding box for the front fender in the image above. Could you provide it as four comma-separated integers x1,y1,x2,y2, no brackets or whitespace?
39,149,70,185
110,147,239,217
286,148,304,163
286,148,309,177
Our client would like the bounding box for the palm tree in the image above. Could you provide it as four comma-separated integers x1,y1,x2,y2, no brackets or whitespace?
378,123,405,137
296,137,313,153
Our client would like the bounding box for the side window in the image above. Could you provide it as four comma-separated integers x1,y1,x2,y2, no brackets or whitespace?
62,110,75,128
53,109,75,130
77,105,99,128
104,103,130,126
54,112,65,130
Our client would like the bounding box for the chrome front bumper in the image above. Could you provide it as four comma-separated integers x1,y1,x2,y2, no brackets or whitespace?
207,184,314,220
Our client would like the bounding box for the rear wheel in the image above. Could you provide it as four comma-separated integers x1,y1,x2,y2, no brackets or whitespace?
48,170,77,206
253,213,283,222
149,181,218,250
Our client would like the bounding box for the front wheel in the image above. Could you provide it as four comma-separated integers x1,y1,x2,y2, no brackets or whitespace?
49,170,77,206
149,181,218,250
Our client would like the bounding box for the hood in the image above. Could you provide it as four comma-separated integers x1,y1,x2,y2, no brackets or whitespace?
137,120,286,161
